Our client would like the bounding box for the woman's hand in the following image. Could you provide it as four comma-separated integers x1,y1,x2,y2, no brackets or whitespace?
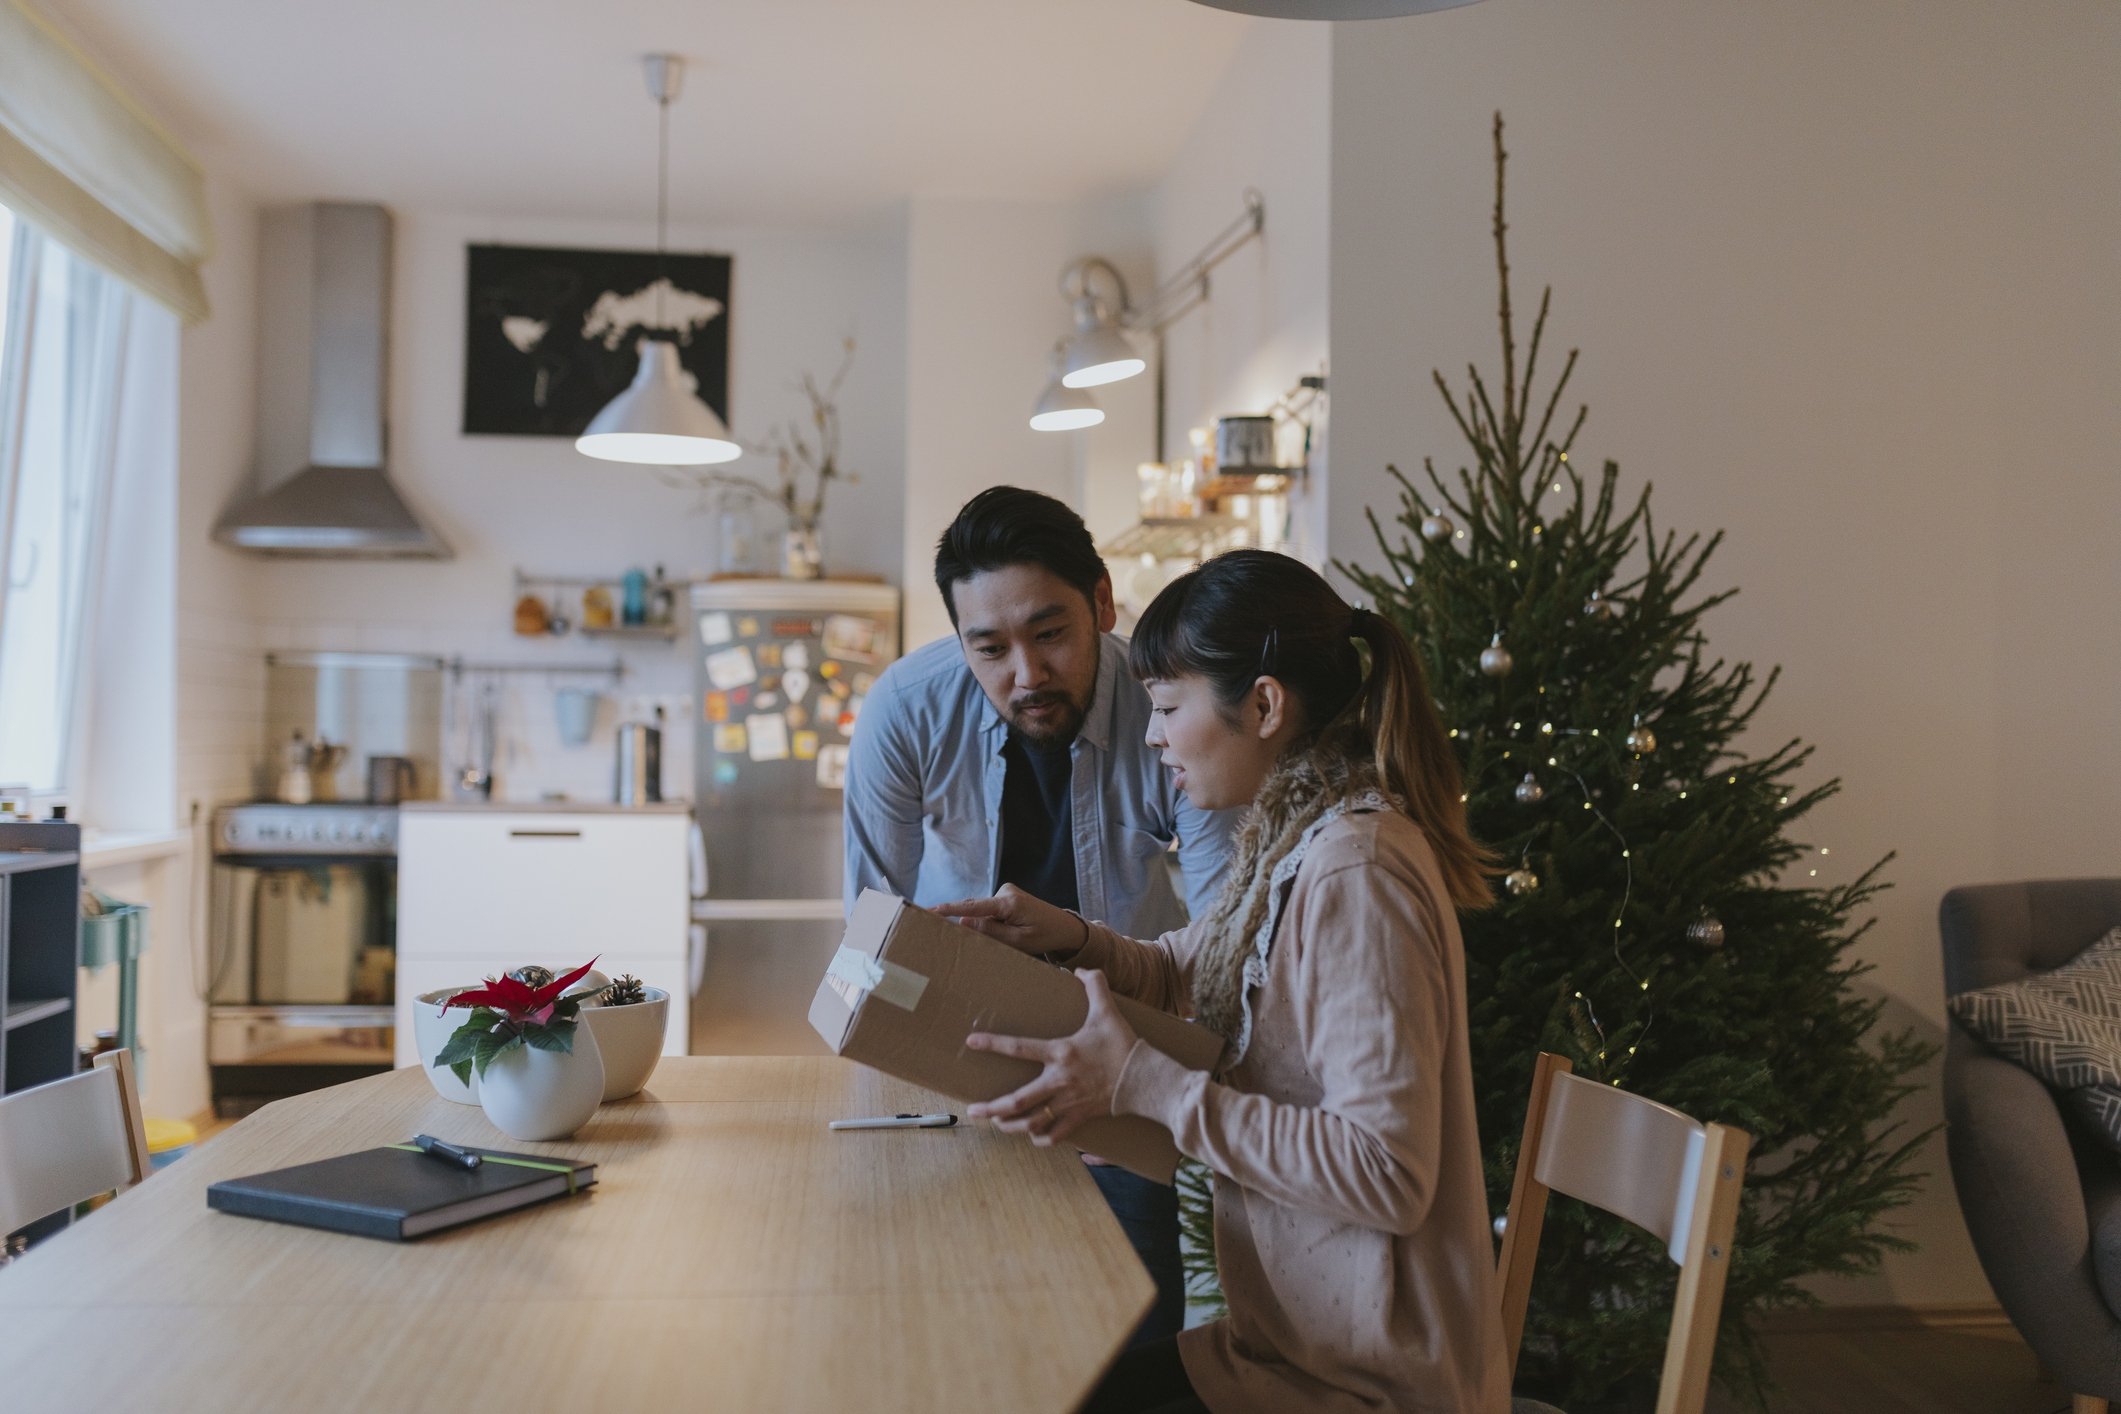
965,970,1138,1146
933,883,1088,959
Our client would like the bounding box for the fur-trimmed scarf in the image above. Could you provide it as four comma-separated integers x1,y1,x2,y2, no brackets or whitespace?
1189,723,1390,1054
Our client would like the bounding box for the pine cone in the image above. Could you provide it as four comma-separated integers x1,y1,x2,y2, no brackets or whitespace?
601,974,647,1007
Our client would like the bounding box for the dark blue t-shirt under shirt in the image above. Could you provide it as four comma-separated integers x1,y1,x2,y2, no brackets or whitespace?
996,731,1079,913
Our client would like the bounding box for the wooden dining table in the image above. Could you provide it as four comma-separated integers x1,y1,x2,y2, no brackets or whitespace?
0,1057,1153,1412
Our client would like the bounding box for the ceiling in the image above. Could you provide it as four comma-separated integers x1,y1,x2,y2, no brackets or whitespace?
47,0,1255,225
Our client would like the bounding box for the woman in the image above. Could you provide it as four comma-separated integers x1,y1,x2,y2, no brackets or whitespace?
940,550,1507,1414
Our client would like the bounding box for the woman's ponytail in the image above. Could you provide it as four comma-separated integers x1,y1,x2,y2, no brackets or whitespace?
1350,610,1495,910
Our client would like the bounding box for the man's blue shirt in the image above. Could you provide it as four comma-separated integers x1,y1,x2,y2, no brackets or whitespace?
843,630,1240,932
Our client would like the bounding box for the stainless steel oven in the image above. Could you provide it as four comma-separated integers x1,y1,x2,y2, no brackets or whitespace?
208,804,399,1115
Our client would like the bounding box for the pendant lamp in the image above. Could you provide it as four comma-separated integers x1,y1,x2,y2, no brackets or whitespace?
1031,345,1105,431
577,54,741,467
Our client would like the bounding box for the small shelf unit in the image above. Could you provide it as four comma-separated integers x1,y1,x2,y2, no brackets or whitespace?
1,822,84,1248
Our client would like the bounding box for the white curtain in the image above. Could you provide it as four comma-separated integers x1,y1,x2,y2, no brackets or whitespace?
0,206,173,814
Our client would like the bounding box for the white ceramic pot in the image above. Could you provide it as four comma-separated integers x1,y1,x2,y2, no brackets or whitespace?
580,989,669,1101
415,986,481,1105
476,1021,605,1142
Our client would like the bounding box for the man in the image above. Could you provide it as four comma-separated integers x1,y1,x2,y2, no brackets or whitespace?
845,485,1239,1344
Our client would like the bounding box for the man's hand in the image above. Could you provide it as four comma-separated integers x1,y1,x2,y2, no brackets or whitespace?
934,883,1087,959
964,970,1138,1146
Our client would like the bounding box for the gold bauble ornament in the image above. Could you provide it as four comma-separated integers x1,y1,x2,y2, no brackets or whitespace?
1420,511,1456,544
1514,772,1546,805
1584,590,1621,621
1504,866,1540,897
1479,632,1514,678
1687,911,1726,950
1626,724,1658,755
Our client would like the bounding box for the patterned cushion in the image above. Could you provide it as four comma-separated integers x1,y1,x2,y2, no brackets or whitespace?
1948,926,2121,1151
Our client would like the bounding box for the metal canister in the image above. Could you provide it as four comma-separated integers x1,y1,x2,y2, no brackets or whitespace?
1214,414,1278,473
615,720,663,805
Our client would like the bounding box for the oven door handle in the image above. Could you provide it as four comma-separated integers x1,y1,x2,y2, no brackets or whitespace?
508,829,582,839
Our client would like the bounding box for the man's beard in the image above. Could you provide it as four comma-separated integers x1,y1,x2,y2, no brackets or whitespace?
1005,689,1087,749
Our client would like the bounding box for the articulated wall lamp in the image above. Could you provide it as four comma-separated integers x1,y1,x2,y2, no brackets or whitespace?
1032,190,1264,432
1030,344,1107,431
578,53,742,467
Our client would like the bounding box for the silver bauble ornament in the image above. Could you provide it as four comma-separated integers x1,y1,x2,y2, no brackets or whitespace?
1479,632,1514,678
1514,772,1546,805
1687,912,1726,950
1626,724,1658,755
1504,866,1540,897
1584,591,1620,621
1420,511,1456,544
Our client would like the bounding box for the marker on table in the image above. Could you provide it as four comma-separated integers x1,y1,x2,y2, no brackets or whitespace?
828,1113,958,1131
411,1133,483,1170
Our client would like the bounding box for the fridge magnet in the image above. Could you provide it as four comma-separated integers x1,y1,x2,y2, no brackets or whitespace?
737,616,761,638
828,679,852,701
793,730,820,761
756,692,781,710
732,686,752,705
851,671,878,697
785,702,810,730
772,618,818,638
783,642,811,673
704,691,730,724
836,709,857,736
818,661,840,680
699,612,734,646
757,643,783,669
822,614,883,663
714,723,749,755
758,673,781,693
462,242,729,438
782,669,810,703
705,645,758,690
747,713,791,762
713,759,741,786
816,744,850,790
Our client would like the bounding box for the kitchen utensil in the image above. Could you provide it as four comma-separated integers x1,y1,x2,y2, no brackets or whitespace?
308,737,348,799
547,590,571,636
276,731,314,804
622,569,648,626
1214,414,1278,472
366,754,415,804
554,688,600,747
614,710,663,805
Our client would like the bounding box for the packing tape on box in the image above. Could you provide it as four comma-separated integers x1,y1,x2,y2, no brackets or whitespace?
826,945,930,1012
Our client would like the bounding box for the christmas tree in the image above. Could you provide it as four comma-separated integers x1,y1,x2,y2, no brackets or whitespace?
1333,116,1932,1409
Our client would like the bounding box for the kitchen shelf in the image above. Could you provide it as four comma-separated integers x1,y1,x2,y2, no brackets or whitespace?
1100,515,1254,563
3,997,70,1030
579,623,680,642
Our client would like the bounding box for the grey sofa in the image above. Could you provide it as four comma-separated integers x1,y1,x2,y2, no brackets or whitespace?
1941,879,2121,1400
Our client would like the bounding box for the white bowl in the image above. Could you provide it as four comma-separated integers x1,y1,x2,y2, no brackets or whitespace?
580,988,670,1101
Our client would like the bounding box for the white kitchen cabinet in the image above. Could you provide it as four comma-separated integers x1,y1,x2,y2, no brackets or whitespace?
396,806,693,1065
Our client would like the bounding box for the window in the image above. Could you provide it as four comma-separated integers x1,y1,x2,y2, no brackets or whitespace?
0,204,134,798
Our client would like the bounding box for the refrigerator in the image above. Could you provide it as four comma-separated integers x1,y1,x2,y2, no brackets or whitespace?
689,580,901,1054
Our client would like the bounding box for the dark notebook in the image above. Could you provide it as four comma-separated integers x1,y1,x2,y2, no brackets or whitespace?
207,1142,598,1241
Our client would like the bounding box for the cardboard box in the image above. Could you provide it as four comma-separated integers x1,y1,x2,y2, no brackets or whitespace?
809,889,1225,1184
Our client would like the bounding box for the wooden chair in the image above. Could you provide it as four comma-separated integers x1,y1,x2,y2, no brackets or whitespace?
1496,1052,1751,1414
0,1049,150,1237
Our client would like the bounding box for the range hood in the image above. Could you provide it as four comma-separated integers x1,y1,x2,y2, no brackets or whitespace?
215,203,450,558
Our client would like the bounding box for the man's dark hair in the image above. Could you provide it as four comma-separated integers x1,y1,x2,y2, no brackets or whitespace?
933,486,1108,627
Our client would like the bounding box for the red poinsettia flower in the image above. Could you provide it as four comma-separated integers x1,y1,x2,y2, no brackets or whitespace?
442,956,601,1024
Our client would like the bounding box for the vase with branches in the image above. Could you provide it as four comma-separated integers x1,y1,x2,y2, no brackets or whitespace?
665,338,856,578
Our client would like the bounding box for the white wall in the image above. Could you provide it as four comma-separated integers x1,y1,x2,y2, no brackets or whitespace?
1327,0,2121,1306
231,207,908,802
901,195,1154,650
1151,20,1331,561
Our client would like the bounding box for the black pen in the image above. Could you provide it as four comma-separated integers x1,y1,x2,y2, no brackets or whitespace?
411,1134,483,1170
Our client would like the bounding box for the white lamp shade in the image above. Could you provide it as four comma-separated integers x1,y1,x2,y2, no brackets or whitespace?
576,339,741,465
1061,322,1146,389
1030,376,1104,432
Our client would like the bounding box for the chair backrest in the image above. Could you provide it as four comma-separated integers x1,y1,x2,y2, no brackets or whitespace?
0,1049,149,1235
1939,878,2121,995
1496,1052,1750,1414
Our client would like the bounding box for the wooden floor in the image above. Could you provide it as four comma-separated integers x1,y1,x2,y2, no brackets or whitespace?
1705,1325,2084,1414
